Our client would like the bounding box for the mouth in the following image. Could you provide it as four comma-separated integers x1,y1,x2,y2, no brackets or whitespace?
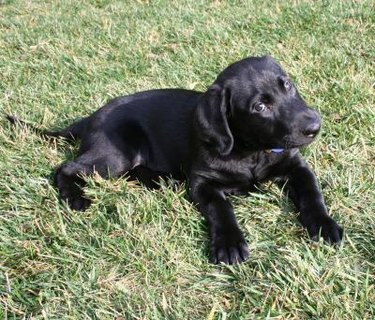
283,136,317,149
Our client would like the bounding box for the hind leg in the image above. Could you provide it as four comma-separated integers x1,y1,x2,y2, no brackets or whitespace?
55,151,133,211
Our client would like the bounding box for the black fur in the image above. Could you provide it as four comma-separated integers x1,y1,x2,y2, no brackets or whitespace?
7,56,343,264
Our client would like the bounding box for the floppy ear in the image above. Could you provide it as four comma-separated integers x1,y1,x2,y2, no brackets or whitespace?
195,84,234,156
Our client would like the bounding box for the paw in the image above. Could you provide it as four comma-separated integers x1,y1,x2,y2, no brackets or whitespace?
61,191,91,211
55,167,91,211
210,230,249,264
305,215,343,244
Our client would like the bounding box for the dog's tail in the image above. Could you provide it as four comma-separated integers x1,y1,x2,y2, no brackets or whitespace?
5,114,88,142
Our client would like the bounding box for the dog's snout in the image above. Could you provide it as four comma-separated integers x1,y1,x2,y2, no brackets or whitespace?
301,110,321,138
302,121,321,138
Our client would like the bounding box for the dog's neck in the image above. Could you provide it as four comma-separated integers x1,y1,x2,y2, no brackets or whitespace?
231,136,285,154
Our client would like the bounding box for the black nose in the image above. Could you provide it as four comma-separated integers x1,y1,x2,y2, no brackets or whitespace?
302,121,321,138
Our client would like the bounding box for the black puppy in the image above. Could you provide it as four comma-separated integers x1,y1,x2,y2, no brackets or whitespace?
7,56,343,264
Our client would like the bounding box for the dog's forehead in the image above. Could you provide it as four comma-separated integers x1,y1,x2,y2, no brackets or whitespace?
234,56,286,75
229,68,287,96
249,69,281,82
217,56,288,88
248,70,284,90
243,60,288,84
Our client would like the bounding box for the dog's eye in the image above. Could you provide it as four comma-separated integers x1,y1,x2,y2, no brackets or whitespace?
284,80,292,91
254,102,266,112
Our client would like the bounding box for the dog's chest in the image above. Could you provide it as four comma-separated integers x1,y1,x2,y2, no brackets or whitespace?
250,152,282,181
230,153,277,186
207,151,285,187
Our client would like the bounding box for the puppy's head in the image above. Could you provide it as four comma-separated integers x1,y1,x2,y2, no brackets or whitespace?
196,55,321,155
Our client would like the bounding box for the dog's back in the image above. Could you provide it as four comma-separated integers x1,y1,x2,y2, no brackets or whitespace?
78,89,202,176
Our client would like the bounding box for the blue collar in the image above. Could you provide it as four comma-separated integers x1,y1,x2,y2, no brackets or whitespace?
265,148,284,153
271,148,284,153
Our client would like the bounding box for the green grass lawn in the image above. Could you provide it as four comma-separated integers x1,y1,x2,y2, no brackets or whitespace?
1,0,374,318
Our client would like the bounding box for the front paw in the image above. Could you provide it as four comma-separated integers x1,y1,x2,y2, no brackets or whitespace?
58,181,91,211
55,168,91,211
210,230,249,265
304,215,343,244
61,191,91,211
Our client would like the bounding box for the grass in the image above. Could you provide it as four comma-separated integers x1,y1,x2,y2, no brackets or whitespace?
0,0,374,318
